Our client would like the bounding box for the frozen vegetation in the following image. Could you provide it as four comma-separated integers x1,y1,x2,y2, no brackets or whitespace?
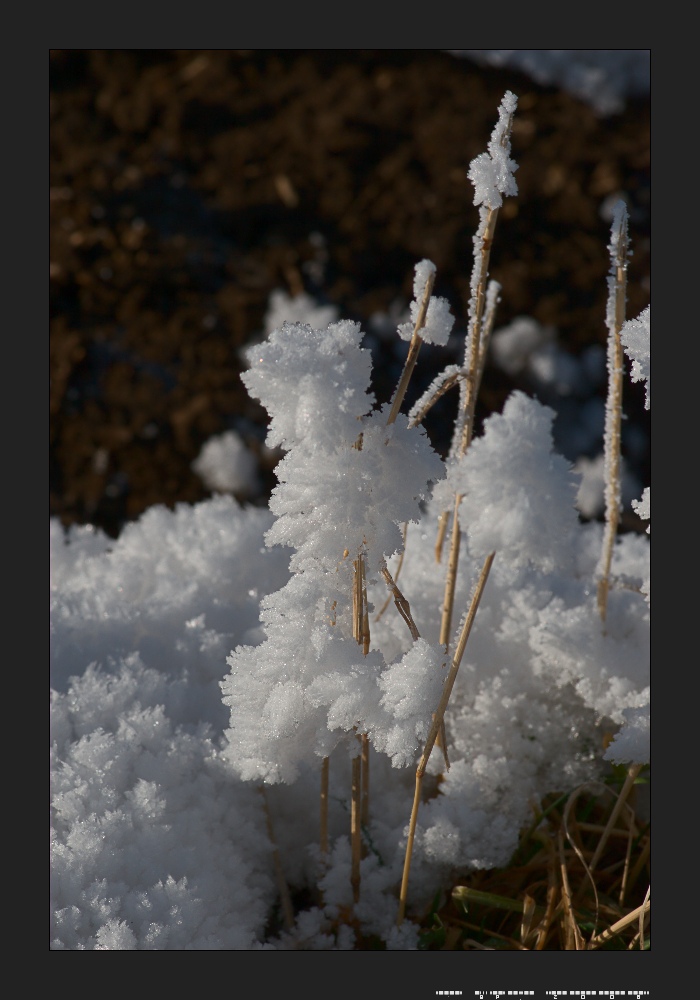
51,73,650,950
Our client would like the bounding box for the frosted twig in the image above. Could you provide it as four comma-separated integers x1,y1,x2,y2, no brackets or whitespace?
436,95,517,567
453,205,500,460
597,201,629,624
386,269,435,426
397,551,494,925
408,366,463,429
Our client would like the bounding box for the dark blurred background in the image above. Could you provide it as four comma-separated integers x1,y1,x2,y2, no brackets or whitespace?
49,50,650,539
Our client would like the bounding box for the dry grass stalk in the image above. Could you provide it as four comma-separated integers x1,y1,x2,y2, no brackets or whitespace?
557,826,585,950
588,762,642,873
374,523,408,622
478,280,500,373
379,562,420,641
397,551,495,925
434,510,449,563
520,892,538,947
627,832,650,892
588,892,650,950
455,214,500,460
427,779,649,950
597,204,629,623
533,848,560,950
259,785,295,931
439,498,462,648
616,812,636,906
386,269,435,427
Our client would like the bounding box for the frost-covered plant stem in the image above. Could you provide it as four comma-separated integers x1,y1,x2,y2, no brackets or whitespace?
397,551,495,925
597,202,629,623
435,95,517,569
386,268,435,425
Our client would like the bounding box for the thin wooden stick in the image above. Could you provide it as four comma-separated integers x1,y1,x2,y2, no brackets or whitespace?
397,551,494,925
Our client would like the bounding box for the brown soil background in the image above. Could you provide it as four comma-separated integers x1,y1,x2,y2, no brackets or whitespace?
49,50,650,539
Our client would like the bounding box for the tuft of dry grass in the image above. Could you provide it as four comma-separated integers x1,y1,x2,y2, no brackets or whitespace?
416,767,650,950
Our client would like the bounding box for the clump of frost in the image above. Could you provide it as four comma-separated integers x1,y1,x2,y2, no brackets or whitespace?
192,430,260,495
50,496,293,949
621,305,650,410
432,391,579,574
604,698,650,766
632,486,650,533
242,319,374,452
397,259,455,346
574,453,642,520
263,288,339,336
267,404,444,578
222,315,445,785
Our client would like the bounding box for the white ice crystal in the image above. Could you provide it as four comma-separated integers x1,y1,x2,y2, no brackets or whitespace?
621,305,650,410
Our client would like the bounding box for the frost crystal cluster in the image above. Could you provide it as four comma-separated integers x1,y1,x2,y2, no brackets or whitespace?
221,318,447,783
